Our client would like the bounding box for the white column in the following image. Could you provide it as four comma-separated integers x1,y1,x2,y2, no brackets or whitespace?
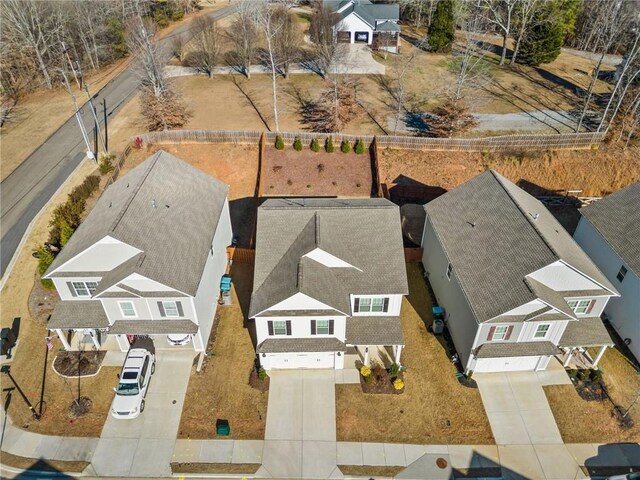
394,345,403,364
89,330,100,349
363,346,369,366
593,345,608,368
196,352,205,372
563,348,574,367
56,329,71,351
115,334,129,352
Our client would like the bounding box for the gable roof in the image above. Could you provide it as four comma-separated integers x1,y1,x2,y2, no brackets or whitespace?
579,182,640,275
425,170,617,323
250,198,408,317
326,0,399,29
45,151,229,296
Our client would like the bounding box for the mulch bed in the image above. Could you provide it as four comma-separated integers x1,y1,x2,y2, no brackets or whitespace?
28,271,60,325
261,145,373,198
68,396,93,419
248,369,270,392
359,366,404,395
53,351,106,377
570,375,609,401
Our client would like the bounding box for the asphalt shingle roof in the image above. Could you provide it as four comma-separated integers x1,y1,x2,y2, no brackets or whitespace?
346,316,404,345
257,337,347,353
579,182,640,275
48,301,110,330
45,151,229,296
109,319,199,335
474,341,561,358
250,198,408,317
425,170,617,323
559,317,613,347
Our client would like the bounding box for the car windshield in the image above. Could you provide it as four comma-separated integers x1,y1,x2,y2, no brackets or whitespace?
116,382,139,396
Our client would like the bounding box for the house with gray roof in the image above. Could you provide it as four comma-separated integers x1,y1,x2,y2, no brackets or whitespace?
325,0,401,53
421,170,619,373
250,198,408,370
573,182,640,362
43,150,232,356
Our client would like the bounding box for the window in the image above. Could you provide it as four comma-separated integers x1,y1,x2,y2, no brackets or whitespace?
162,301,179,317
617,265,628,282
567,299,591,314
355,297,389,313
315,320,330,335
119,301,137,317
71,281,98,297
534,324,551,339
493,326,509,340
273,321,287,335
446,263,453,280
371,298,385,312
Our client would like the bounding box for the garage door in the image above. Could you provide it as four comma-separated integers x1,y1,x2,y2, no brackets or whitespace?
269,352,335,369
474,356,541,373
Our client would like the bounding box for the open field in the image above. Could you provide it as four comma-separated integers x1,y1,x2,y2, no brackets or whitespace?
177,263,268,440
545,346,640,443
336,263,494,445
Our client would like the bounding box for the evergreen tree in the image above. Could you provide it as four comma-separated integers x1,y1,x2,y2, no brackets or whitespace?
428,0,455,53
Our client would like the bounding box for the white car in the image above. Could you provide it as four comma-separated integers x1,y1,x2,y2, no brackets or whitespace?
111,348,155,419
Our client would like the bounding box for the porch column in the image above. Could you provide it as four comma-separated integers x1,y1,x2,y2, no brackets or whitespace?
56,329,71,351
593,345,608,368
394,345,403,364
89,330,100,349
363,346,369,366
563,347,574,367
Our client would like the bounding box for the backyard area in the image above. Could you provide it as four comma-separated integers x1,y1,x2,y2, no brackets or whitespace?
177,263,268,440
335,263,494,445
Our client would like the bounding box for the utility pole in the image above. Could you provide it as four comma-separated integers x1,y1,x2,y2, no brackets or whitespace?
61,72,95,162
83,83,107,155
61,42,81,89
103,98,109,152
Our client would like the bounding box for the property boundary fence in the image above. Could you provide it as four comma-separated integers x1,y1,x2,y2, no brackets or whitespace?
404,248,423,263
137,129,605,153
106,141,133,187
227,247,255,264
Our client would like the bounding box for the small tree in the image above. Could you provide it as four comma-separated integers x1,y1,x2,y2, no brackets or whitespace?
428,0,455,53
293,136,303,151
275,135,285,150
310,138,320,152
340,139,351,153
354,138,365,154
427,100,478,137
326,136,334,153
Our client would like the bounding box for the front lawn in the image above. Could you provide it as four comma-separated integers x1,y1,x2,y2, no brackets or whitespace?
177,263,268,439
335,263,494,444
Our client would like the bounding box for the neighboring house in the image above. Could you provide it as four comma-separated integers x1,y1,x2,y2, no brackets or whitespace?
421,170,620,373
573,182,640,362
249,198,408,370
325,0,401,53
44,150,232,355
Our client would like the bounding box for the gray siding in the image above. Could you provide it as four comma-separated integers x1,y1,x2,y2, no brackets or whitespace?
422,216,478,367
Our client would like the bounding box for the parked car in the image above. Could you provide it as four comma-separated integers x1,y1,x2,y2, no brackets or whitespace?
111,348,155,419
167,333,192,346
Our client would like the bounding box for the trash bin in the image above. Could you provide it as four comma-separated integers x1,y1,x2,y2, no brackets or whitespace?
431,306,445,335
0,328,17,355
216,419,230,436
222,290,232,305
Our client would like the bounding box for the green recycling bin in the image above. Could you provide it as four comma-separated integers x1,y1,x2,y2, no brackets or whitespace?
216,419,230,436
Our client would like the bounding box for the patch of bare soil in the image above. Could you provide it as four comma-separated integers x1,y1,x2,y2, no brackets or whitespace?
262,145,373,197
53,351,106,378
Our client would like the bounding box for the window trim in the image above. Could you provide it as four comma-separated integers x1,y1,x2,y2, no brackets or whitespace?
272,320,287,336
354,296,389,313
617,265,627,282
567,299,591,315
118,301,137,318
71,281,98,298
315,319,330,335
162,301,180,318
533,323,551,339
493,325,509,341
446,263,453,280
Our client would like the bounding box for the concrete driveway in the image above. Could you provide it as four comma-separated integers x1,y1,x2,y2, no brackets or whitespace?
90,350,194,477
259,369,339,478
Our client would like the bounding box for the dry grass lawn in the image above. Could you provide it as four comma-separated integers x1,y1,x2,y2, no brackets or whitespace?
0,452,89,473
177,263,268,440
171,462,260,474
336,263,494,445
545,347,640,444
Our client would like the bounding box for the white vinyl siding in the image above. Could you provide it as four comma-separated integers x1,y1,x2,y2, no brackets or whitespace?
119,301,137,317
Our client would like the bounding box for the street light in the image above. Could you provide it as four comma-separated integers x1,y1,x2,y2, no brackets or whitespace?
1,365,40,420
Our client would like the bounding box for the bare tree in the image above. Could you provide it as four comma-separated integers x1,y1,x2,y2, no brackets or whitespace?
189,17,220,77
227,0,259,78
510,0,539,65
481,0,517,66
298,78,360,132
172,34,188,65
309,3,342,78
256,3,285,131
273,7,301,78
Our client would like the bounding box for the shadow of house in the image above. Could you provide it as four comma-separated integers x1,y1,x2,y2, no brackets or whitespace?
387,175,448,205
516,179,582,235
14,459,76,479
584,443,640,477
229,197,257,249
398,449,520,479
228,262,257,348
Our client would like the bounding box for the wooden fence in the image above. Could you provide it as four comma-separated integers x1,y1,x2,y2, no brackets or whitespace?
404,248,424,263
227,247,255,264
135,129,605,153
105,141,133,187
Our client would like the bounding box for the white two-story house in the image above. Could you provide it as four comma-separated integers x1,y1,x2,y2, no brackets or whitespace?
44,150,232,356
249,198,408,370
421,170,620,373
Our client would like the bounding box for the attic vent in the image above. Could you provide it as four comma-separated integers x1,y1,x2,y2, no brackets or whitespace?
297,262,303,289
466,221,476,228
529,212,539,221
152,199,157,208
315,212,320,246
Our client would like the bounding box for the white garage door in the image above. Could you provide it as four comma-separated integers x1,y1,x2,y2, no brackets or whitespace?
474,356,541,373
269,352,335,369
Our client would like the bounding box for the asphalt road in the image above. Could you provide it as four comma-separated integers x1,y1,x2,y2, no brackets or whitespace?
0,5,235,278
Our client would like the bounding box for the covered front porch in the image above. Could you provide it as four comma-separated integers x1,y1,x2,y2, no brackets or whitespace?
558,317,614,369
344,315,404,368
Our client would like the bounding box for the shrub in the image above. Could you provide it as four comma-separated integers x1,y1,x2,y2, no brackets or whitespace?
99,155,115,175
275,135,285,150
310,138,320,152
393,378,405,390
354,138,365,154
35,246,55,289
317,163,325,173
388,363,400,378
325,136,334,153
578,369,591,382
258,367,267,381
287,179,293,186
59,220,74,247
293,136,303,151
360,365,371,377
591,369,603,383
133,137,143,149
567,369,578,379
340,139,351,153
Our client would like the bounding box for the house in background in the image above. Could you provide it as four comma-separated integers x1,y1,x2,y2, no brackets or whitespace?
573,182,640,362
325,0,401,53
249,198,408,370
421,170,620,373
44,151,232,358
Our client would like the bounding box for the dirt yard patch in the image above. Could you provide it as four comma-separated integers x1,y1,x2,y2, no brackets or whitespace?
52,351,106,377
262,145,373,197
544,346,640,443
378,146,640,197
178,263,268,440
335,263,494,445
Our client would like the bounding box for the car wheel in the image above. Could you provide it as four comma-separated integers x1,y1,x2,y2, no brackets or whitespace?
151,362,156,374
140,399,145,413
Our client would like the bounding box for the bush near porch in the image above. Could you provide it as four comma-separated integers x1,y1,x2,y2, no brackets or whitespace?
335,263,494,444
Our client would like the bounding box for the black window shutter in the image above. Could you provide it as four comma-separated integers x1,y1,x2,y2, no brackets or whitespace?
286,320,292,336
158,301,166,317
505,325,514,340
177,301,184,317
311,320,316,335
67,282,77,297
354,298,360,313
268,321,274,336
383,298,389,313
329,319,334,335
586,299,596,314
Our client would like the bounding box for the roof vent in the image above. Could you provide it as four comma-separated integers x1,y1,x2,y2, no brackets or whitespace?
466,221,476,228
530,212,539,221
151,199,157,208
297,262,303,289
